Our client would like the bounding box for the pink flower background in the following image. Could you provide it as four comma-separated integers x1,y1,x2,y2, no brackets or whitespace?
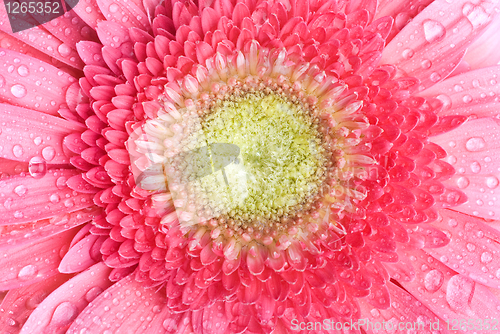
1,0,500,333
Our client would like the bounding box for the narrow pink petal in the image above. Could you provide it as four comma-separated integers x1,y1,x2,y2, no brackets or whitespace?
345,0,377,22
427,209,500,289
0,11,83,68
381,0,500,90
431,118,500,219
0,30,59,66
19,263,113,334
0,50,79,115
375,0,433,30
67,275,169,334
0,104,83,163
70,0,105,29
0,274,70,332
0,207,101,251
418,65,500,119
399,246,500,324
464,17,500,69
359,283,445,334
59,234,102,273
0,170,94,225
32,11,97,50
96,0,149,30
0,228,77,290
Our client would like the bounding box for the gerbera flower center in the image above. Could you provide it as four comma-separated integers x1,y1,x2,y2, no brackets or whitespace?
197,90,327,223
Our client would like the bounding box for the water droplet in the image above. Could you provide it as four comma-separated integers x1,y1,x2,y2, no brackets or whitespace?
56,177,67,189
33,137,42,145
12,144,24,158
454,84,464,92
430,72,441,82
423,20,446,43
421,59,432,69
18,265,38,280
486,176,499,189
465,137,486,151
58,44,72,57
424,269,444,292
448,219,458,227
456,176,470,189
14,185,27,196
436,94,452,110
42,146,56,161
481,251,493,263
463,3,489,28
50,194,60,203
17,65,29,77
402,49,414,59
471,161,481,173
463,94,473,103
466,243,476,252
446,275,474,311
86,287,104,302
10,84,27,98
28,157,47,179
50,302,78,326
109,3,119,12
0,75,5,88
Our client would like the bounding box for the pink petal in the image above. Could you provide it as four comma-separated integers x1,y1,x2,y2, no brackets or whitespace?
359,283,445,334
59,234,102,273
0,274,70,332
0,104,83,163
418,65,500,119
431,118,500,219
0,14,83,69
33,11,97,50
67,275,169,334
0,170,94,225
0,30,59,66
427,209,500,289
70,0,105,29
345,0,377,22
398,246,500,323
0,50,79,115
0,207,101,251
464,16,500,69
0,228,77,290
19,263,113,334
381,0,500,90
96,0,149,30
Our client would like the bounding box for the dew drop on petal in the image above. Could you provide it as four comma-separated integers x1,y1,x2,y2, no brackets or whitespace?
466,243,476,252
18,265,38,280
56,177,67,189
486,176,499,189
481,252,493,263
0,75,5,88
463,3,489,28
424,269,444,292
109,3,119,12
421,59,432,69
430,72,441,83
456,176,469,189
28,156,47,179
14,185,27,197
12,144,24,158
470,161,481,173
17,65,29,77
402,49,414,59
50,302,78,326
10,84,27,98
465,137,486,151
446,275,474,311
462,94,473,103
422,20,446,43
57,44,72,57
50,194,60,203
42,146,56,161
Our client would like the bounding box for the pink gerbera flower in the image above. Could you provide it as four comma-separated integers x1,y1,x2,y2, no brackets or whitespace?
2,0,500,333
